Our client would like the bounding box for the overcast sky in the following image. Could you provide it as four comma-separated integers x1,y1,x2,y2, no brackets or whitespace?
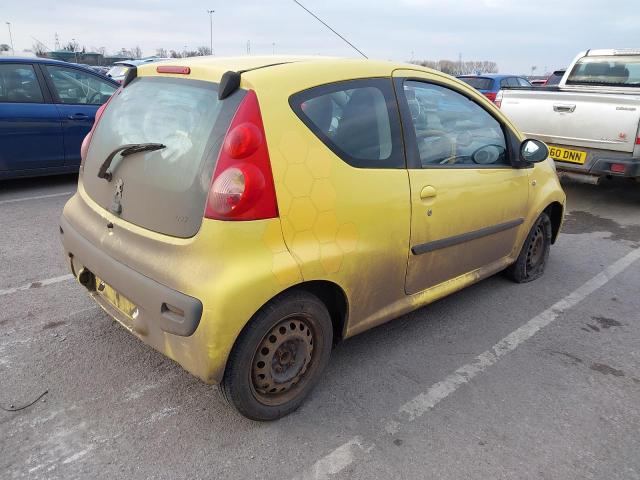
2,0,638,74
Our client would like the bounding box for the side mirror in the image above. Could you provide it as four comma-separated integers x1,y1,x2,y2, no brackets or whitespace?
520,139,549,163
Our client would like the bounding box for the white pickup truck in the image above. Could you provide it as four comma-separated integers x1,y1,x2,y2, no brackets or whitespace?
497,49,640,184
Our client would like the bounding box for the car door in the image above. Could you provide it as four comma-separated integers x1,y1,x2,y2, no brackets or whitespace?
287,77,411,335
393,70,530,295
0,63,64,173
40,64,118,167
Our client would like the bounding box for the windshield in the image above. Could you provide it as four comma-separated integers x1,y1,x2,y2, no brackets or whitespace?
566,55,640,87
106,65,130,78
458,77,494,90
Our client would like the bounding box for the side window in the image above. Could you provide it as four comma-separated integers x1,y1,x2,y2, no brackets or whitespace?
45,66,117,105
403,81,509,168
517,77,531,87
289,78,404,168
0,64,44,103
506,77,520,87
499,78,509,89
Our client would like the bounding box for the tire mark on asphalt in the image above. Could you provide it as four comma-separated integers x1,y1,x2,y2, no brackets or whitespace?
294,246,640,480
0,274,74,297
0,191,74,205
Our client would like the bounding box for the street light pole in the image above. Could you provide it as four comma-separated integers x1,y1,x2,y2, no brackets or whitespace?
6,22,14,55
207,9,214,55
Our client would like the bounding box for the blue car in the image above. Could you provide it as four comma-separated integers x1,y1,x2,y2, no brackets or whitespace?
0,57,119,180
457,74,531,103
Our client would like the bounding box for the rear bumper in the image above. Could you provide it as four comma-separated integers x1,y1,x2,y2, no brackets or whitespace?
60,215,203,337
59,187,302,384
59,214,218,382
552,146,640,178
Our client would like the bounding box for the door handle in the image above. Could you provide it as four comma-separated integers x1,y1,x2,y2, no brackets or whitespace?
420,186,437,199
553,104,576,113
67,113,89,120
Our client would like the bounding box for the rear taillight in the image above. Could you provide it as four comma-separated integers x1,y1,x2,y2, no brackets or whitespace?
636,137,640,145
204,90,278,221
484,92,497,102
494,90,503,108
610,163,626,173
80,90,118,168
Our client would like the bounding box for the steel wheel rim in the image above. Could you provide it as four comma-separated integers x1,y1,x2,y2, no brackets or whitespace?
250,315,315,405
526,224,545,270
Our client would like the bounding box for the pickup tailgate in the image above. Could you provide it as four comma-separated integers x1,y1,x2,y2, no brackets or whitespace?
501,89,640,153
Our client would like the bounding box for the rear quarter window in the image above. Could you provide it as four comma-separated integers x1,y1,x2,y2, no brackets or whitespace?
289,78,404,168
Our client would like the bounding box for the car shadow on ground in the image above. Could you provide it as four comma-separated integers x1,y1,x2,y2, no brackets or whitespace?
0,173,78,195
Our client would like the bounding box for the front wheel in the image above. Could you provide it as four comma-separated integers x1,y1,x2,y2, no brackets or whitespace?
505,212,552,283
221,291,333,421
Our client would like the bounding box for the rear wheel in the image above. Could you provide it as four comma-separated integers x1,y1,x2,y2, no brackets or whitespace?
506,212,552,283
221,291,333,420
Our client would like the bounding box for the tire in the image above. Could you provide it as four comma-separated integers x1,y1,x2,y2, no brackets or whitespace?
221,291,333,421
505,212,552,283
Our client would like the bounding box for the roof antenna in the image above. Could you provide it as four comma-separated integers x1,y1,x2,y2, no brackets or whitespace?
292,0,368,59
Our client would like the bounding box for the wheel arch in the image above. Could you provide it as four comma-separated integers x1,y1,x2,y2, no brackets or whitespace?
219,279,349,383
544,201,564,244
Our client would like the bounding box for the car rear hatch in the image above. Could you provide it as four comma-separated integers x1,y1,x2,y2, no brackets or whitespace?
81,73,245,238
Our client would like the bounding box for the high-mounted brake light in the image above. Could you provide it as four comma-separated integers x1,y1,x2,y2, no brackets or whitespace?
80,89,119,169
156,65,191,74
204,90,278,221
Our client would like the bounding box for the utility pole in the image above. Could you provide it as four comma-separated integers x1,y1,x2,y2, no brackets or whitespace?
6,22,14,55
246,40,250,55
207,9,214,55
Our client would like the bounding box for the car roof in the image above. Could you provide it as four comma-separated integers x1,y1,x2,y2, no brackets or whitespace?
0,56,76,66
143,55,447,80
113,58,167,67
457,74,522,80
0,56,120,85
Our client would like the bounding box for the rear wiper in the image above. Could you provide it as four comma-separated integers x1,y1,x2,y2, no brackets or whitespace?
97,143,166,182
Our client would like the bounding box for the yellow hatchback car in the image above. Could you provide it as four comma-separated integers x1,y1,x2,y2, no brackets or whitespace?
60,56,565,420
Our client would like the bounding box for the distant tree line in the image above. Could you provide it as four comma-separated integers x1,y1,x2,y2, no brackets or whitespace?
411,59,499,75
28,40,213,60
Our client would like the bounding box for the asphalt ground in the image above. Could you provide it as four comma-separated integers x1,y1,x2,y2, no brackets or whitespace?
1,174,639,480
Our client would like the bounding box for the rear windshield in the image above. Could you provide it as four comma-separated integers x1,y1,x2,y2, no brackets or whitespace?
458,77,494,90
83,76,244,237
106,65,129,79
566,56,640,87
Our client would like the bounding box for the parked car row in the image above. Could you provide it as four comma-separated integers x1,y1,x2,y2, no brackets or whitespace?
105,57,167,83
